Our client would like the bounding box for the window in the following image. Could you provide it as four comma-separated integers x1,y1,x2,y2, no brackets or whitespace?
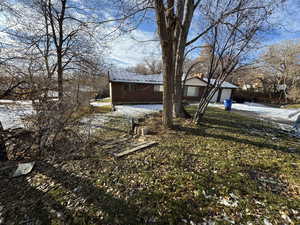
123,84,136,92
154,85,163,92
136,84,150,91
186,86,199,97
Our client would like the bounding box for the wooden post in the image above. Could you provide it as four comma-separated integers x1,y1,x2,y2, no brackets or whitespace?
129,118,137,134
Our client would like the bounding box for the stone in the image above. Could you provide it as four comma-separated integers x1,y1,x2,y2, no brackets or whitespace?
12,162,35,178
56,211,64,219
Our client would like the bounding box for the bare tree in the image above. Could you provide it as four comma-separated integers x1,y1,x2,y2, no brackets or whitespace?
127,63,150,75
192,0,275,123
260,40,300,103
153,0,278,128
22,0,97,101
127,57,162,75
144,57,162,74
0,0,146,160
2,0,146,101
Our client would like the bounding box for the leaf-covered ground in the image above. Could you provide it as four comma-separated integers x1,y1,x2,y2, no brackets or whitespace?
1,107,300,225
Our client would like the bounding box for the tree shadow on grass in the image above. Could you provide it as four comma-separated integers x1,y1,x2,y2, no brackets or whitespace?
175,125,299,155
199,122,285,140
203,113,286,135
36,161,141,225
0,169,100,225
1,161,142,225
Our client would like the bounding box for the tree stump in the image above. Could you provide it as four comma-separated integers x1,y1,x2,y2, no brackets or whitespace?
134,126,150,136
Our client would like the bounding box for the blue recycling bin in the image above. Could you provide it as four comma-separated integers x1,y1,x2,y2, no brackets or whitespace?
224,99,232,111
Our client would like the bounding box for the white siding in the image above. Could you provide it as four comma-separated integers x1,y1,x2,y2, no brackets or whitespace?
210,90,219,102
220,89,232,102
187,87,199,96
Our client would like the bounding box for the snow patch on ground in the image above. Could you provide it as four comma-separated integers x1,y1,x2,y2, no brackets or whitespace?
0,100,32,105
88,101,300,132
81,103,163,131
79,114,113,135
80,114,112,126
5,97,297,135
0,100,34,129
0,98,163,131
90,101,110,107
209,102,299,127
113,104,163,118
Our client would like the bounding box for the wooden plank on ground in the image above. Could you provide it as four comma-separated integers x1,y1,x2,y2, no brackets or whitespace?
102,137,131,149
114,141,157,158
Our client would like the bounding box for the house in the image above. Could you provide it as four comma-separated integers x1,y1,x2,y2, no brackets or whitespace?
236,75,264,92
184,75,238,102
109,71,238,105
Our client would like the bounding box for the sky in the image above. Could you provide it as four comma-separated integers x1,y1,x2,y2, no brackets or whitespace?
107,0,300,67
1,0,300,68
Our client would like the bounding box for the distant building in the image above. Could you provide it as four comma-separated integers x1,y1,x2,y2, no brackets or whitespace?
236,75,264,92
108,71,238,105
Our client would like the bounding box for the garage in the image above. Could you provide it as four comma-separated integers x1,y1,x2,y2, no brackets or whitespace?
210,90,219,102
219,89,232,102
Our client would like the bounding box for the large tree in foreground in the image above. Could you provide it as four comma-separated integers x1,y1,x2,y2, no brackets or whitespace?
153,0,278,128
154,0,204,126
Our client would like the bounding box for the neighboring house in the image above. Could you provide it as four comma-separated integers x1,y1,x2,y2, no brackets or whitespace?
109,71,238,105
236,76,264,92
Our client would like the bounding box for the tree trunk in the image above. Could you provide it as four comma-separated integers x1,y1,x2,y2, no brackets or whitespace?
193,98,207,124
161,42,174,128
0,121,8,161
173,75,184,118
57,56,64,101
48,0,66,102
174,83,191,119
173,0,194,118
154,0,175,129
193,86,218,124
162,75,174,128
173,52,185,118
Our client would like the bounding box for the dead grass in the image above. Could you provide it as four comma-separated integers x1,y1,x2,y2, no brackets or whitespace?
95,98,111,103
1,106,300,225
283,104,300,109
91,105,112,113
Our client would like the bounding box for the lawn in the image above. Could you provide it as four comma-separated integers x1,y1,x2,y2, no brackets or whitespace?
2,106,300,225
95,97,111,103
283,104,300,109
89,98,113,113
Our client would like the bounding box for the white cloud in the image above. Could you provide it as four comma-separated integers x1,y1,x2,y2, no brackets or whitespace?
106,29,161,67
